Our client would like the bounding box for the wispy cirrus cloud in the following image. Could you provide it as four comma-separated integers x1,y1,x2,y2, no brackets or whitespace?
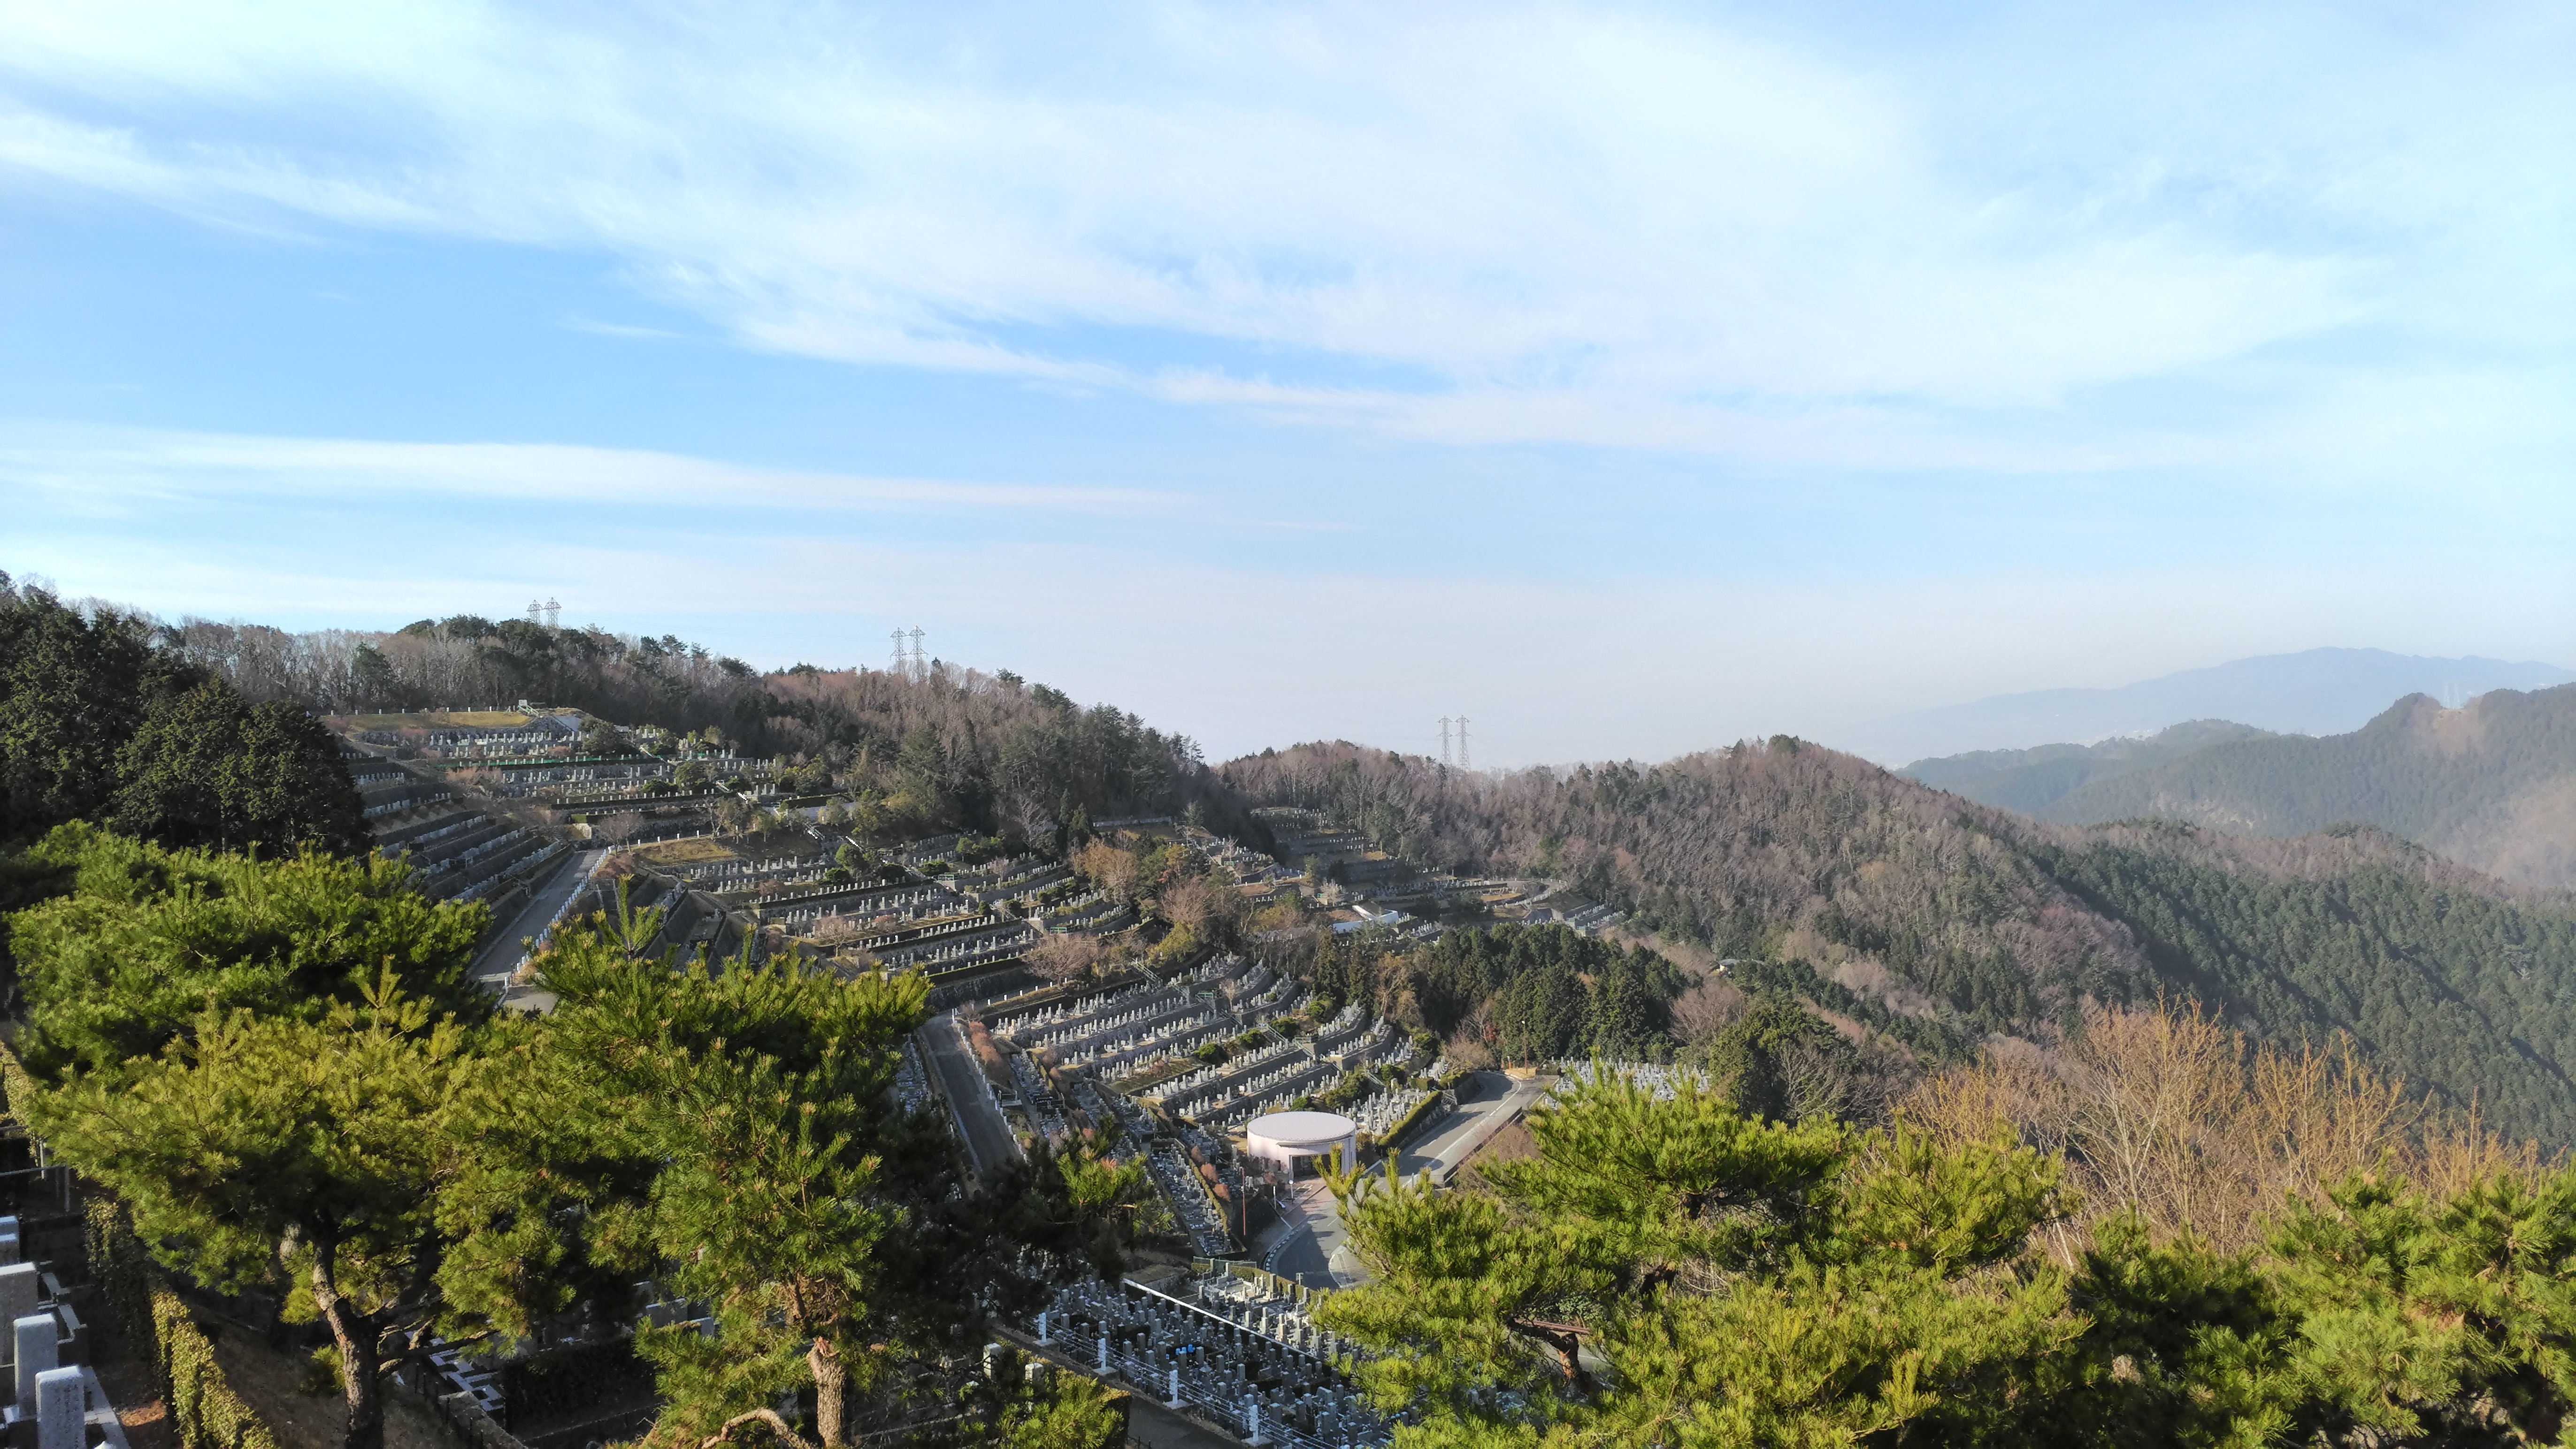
8,2,2557,464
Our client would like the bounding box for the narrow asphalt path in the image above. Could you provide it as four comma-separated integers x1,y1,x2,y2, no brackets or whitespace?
920,1012,1024,1180
1266,1181,1353,1289
1396,1070,1549,1184
472,847,608,988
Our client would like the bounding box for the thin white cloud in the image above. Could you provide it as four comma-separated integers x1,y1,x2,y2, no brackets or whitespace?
7,2,2550,459
0,425,1170,514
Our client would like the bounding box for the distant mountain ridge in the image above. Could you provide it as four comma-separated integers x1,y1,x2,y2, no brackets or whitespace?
1853,648,2575,763
2025,684,2576,888
1899,719,2277,814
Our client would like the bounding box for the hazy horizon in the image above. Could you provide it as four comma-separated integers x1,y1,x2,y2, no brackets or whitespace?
5,3,2571,765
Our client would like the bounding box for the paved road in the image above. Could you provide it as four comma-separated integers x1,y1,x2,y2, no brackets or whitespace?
1396,1070,1550,1184
472,847,608,988
1266,1180,1357,1289
920,1013,1024,1180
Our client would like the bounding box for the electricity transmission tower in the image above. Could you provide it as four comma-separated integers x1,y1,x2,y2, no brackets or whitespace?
544,597,561,630
909,627,928,679
1456,717,1471,771
1439,717,1452,767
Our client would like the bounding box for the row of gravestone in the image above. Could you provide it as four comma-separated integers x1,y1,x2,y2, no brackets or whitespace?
1031,1274,1392,1449
0,1216,122,1449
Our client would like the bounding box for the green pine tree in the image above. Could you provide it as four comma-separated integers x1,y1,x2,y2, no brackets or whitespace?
20,971,567,1449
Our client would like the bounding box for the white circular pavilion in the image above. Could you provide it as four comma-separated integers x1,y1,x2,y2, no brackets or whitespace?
1243,1110,1360,1178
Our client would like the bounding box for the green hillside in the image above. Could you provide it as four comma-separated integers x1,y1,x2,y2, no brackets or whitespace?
1221,739,2576,1145
2030,823,2576,1142
2035,685,2576,887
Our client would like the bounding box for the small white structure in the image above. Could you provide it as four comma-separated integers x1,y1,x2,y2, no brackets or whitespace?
1243,1110,1360,1178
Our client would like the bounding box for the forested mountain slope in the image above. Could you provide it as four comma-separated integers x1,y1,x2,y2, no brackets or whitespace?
1898,718,2273,813
1220,739,2576,1145
2034,685,2576,887
27,583,1231,846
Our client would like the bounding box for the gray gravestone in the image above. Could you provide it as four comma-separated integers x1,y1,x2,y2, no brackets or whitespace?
13,1317,53,1413
0,1269,37,1339
31,1368,77,1449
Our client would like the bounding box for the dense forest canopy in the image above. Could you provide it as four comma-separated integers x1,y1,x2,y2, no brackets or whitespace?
0,574,363,855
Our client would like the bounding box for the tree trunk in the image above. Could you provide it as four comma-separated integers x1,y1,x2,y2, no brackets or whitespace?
1508,1319,1595,1396
315,1267,386,1449
808,1339,847,1447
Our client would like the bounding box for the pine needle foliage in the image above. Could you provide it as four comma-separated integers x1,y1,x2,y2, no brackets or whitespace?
20,969,560,1449
1322,1062,2576,1447
530,945,1139,1442
4,822,487,1075
1316,1070,2075,1448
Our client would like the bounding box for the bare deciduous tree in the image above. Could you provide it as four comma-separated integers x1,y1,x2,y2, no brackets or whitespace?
1899,999,2556,1251
1670,972,1749,1049
1156,875,1239,945
1073,840,1143,904
1026,930,1109,984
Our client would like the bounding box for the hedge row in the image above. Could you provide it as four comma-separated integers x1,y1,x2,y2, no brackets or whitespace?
77,1163,284,1449
1379,1090,1446,1148
153,1289,282,1449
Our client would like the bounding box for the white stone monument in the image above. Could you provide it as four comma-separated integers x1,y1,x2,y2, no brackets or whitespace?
14,1316,55,1414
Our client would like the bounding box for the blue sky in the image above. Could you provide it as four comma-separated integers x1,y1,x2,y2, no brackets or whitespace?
3,1,2571,764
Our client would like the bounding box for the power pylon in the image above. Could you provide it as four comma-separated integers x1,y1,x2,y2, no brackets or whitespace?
890,629,908,674
1456,717,1471,771
909,627,928,679
1439,717,1452,767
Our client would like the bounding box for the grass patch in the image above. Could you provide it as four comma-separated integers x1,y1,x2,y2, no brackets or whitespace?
343,710,535,730
632,837,736,866
1110,1058,1197,1096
